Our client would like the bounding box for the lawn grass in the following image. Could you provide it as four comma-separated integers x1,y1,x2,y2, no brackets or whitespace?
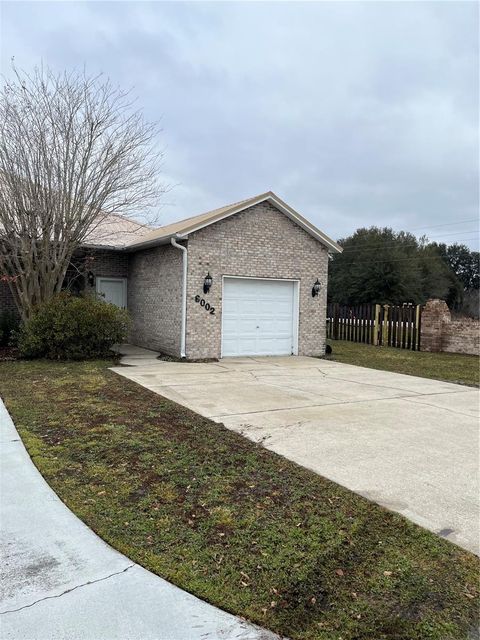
1,359,479,640
326,340,479,387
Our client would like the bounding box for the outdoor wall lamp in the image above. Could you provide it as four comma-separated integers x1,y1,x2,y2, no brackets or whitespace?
312,278,321,298
203,272,213,294
87,271,95,287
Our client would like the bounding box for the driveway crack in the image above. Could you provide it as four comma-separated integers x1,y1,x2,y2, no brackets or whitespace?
210,393,433,419
313,371,471,396
402,397,476,418
0,564,135,615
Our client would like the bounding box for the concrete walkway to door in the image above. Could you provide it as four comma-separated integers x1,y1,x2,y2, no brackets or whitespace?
0,399,279,640
112,348,480,555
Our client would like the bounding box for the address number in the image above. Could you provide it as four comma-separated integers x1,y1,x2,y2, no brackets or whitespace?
195,294,215,315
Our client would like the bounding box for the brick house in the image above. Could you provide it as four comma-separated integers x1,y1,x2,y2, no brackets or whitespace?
1,192,341,359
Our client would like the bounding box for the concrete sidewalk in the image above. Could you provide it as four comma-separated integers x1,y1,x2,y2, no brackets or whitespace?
0,399,278,640
112,350,480,555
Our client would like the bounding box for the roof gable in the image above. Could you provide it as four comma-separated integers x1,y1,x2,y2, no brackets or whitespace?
125,191,342,253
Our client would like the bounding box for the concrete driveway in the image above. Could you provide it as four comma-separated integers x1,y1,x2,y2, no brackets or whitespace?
112,351,480,555
0,400,278,640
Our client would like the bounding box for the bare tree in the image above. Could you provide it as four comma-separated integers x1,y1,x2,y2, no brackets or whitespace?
0,64,165,321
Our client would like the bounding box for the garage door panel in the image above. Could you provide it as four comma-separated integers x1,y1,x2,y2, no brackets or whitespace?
258,300,279,314
223,299,240,314
223,318,240,333
222,278,296,357
223,337,257,355
239,300,259,314
272,320,293,333
258,304,291,315
239,319,258,332
224,320,258,331
238,340,257,355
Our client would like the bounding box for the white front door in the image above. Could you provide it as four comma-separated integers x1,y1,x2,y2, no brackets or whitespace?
222,277,297,357
96,278,127,309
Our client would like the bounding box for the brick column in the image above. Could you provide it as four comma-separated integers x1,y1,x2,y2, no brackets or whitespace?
420,299,451,352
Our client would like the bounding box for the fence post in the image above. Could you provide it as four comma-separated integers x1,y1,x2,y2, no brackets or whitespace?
373,304,381,345
415,304,421,350
333,303,339,340
382,305,389,347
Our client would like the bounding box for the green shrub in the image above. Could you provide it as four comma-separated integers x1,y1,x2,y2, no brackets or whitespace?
0,310,20,347
18,293,130,360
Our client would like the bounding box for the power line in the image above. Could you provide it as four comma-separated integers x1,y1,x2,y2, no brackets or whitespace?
339,254,478,267
341,241,479,255
404,217,479,232
416,229,479,239
340,231,479,254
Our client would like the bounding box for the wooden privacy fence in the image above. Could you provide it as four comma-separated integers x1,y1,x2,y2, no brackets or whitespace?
327,303,422,350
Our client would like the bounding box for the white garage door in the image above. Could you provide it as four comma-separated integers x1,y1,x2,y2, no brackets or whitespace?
222,278,297,357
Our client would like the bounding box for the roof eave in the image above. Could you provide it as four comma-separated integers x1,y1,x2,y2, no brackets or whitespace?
94,191,342,254
122,232,188,252
81,242,128,251
173,192,342,253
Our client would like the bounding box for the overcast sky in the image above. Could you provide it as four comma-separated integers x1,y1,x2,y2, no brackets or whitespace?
1,1,479,248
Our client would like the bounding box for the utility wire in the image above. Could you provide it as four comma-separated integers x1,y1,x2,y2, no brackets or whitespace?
402,216,479,231
338,252,480,266
402,217,479,232
340,231,479,254
411,229,477,238
340,238,479,255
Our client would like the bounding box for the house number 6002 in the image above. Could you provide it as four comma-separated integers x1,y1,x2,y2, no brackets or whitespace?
194,294,215,315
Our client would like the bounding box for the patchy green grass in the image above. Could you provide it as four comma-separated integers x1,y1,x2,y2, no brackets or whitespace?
1,360,479,640
326,340,479,387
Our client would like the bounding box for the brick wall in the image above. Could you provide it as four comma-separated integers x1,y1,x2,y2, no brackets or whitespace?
0,281,18,316
2,207,332,360
76,248,129,294
421,299,480,356
185,201,329,360
127,244,183,355
1,248,128,319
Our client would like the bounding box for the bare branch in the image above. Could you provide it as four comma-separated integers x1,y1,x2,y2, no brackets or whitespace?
0,64,166,319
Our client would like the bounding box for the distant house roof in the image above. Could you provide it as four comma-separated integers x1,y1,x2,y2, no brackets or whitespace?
121,191,342,253
83,213,153,248
3,192,341,253
0,211,151,248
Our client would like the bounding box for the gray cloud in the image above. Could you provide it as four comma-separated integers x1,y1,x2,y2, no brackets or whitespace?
1,1,478,247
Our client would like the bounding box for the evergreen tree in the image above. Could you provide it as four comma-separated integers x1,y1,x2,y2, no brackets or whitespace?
328,227,460,305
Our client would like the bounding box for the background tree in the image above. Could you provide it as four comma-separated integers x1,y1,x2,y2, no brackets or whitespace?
433,243,479,291
0,65,164,321
433,243,480,316
416,242,462,308
328,227,460,306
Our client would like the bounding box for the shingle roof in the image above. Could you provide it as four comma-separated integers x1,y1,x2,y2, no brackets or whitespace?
83,213,154,248
3,177,341,251
0,211,152,248
125,194,255,247
123,191,342,253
